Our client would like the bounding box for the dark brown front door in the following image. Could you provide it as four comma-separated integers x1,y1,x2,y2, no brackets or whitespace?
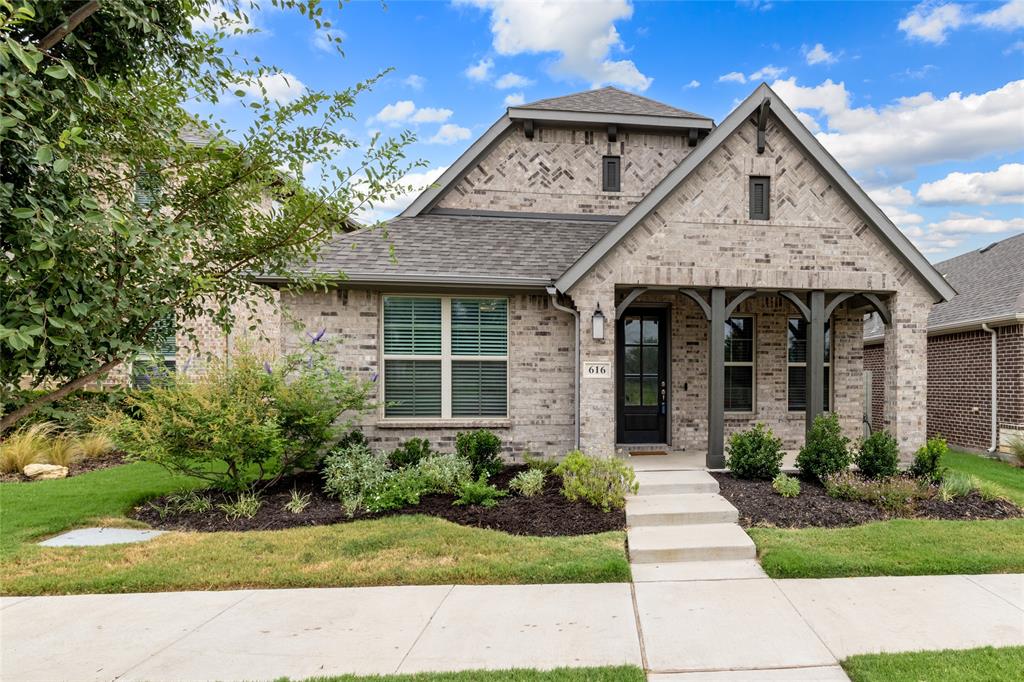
617,308,668,444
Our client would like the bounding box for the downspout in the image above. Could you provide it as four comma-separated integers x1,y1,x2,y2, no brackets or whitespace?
981,324,998,453
547,285,581,450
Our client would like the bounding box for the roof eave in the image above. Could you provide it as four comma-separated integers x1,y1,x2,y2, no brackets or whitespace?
554,83,957,304
255,272,553,290
507,107,714,131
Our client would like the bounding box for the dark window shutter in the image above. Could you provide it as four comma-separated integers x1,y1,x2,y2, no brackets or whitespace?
603,156,620,192
749,176,770,220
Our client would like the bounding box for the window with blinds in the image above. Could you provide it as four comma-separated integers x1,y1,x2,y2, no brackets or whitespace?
382,296,508,419
132,313,177,388
724,316,754,412
749,176,770,220
787,318,831,412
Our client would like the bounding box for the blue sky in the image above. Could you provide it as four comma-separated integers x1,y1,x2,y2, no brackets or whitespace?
198,0,1024,263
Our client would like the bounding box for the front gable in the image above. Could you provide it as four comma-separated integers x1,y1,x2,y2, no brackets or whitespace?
558,84,955,303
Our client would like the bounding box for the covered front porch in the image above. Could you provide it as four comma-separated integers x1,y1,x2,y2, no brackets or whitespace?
572,285,922,468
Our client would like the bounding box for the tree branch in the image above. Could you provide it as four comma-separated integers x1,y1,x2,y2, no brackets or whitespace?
38,1,100,52
0,357,122,432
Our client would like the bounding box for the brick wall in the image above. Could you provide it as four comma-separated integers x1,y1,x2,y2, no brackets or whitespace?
864,324,1024,451
864,342,885,432
436,123,691,215
280,288,576,458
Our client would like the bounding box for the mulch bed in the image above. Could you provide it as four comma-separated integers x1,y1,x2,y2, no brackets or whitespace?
0,451,130,483
130,465,625,537
712,472,1023,529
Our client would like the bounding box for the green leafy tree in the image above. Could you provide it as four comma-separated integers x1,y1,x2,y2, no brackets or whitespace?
0,1,421,430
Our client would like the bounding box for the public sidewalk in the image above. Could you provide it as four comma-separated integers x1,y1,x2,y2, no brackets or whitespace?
1,574,1022,681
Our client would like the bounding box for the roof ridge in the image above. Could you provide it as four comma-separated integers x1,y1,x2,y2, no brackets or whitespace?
517,86,710,120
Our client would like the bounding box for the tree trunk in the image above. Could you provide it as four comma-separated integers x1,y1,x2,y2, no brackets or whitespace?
38,1,101,52
0,358,123,433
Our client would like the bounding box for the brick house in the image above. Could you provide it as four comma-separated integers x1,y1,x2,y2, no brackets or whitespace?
865,233,1024,455
261,84,955,467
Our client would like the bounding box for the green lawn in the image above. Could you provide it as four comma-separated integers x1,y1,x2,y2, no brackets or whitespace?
751,450,1024,579
0,462,629,596
843,646,1024,682
276,667,646,682
944,450,1024,506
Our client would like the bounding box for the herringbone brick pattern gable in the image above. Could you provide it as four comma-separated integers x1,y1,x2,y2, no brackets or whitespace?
436,123,692,215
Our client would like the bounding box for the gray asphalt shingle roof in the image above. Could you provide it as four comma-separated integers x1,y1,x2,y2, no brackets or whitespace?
865,232,1024,338
287,213,615,284
518,86,711,120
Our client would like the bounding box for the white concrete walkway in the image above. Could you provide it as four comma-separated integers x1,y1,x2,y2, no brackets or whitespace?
1,574,1021,681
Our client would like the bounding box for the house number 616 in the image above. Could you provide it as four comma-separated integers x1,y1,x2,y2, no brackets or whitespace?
584,362,611,377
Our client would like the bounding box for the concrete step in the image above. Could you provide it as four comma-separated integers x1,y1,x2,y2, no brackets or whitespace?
631,559,766,582
634,470,719,495
627,524,756,564
626,493,738,527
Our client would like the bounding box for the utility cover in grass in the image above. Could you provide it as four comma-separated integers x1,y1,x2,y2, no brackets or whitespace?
39,528,166,547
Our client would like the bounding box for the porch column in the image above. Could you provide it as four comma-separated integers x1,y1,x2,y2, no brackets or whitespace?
707,287,726,469
806,290,826,432
883,291,930,459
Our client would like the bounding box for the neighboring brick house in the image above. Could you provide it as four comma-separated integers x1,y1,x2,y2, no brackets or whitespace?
865,233,1024,454
260,84,955,466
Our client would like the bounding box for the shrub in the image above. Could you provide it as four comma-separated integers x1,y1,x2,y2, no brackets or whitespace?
365,467,433,513
509,468,546,497
453,475,507,508
322,442,391,516
553,450,638,512
824,471,862,501
796,413,851,482
772,473,800,498
284,488,312,514
726,423,784,480
1007,434,1024,467
336,428,368,452
417,453,472,494
72,432,116,460
939,470,975,502
975,479,1008,503
523,451,558,474
218,491,262,520
855,430,900,479
910,436,948,483
455,429,504,478
0,422,53,473
166,490,213,515
388,437,435,470
105,344,373,492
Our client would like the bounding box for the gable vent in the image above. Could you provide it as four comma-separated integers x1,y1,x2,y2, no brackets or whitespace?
749,176,770,220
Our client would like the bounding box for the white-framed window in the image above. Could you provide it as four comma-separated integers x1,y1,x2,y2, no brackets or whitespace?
132,314,177,388
381,295,508,419
787,318,831,412
724,316,755,412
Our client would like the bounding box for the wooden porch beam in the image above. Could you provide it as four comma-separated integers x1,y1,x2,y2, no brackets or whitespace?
807,290,826,432
679,288,711,320
707,287,726,469
615,287,649,319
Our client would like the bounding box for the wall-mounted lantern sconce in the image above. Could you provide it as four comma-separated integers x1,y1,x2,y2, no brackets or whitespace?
592,304,606,340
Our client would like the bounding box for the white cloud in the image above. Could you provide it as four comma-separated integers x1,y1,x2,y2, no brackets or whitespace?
898,2,965,43
358,166,449,222
495,72,534,89
404,74,426,90
1006,40,1024,54
234,72,306,104
869,185,916,207
749,65,786,81
312,28,345,52
770,77,1024,177
927,215,1024,234
373,100,416,123
459,0,652,91
372,101,452,125
718,65,787,85
917,164,1024,205
465,58,495,82
718,71,747,84
976,0,1024,30
899,1,1024,44
503,92,526,106
411,107,453,123
684,80,700,89
429,124,472,145
804,43,837,65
